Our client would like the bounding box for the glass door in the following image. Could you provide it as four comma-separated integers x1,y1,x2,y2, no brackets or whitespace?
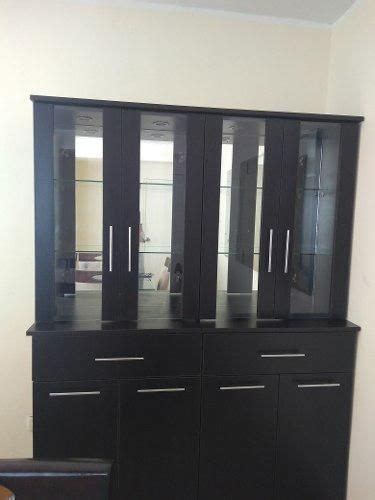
53,105,104,320
124,110,205,321
47,105,205,322
275,121,342,317
138,112,187,319
216,117,264,318
199,116,284,320
51,105,122,321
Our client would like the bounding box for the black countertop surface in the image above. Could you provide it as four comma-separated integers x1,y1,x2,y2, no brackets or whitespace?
27,318,361,336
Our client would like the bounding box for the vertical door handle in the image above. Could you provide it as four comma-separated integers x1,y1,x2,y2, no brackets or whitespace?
109,225,113,272
128,226,132,272
284,229,290,274
268,229,273,273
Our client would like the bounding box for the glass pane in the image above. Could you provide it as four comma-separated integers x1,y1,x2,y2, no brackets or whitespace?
54,106,103,320
290,122,341,315
216,117,265,318
138,113,187,319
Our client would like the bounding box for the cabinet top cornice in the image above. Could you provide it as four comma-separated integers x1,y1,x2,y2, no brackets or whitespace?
30,95,364,124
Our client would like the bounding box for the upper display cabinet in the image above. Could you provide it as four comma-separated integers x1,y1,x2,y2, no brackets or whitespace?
32,96,362,323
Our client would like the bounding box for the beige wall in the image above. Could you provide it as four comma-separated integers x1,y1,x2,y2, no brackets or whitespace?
326,1,375,498
0,0,331,457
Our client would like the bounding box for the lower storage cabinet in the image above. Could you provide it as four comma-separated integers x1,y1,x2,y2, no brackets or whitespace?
32,331,357,500
275,373,353,500
33,381,117,460
34,373,353,500
119,378,201,500
199,375,279,500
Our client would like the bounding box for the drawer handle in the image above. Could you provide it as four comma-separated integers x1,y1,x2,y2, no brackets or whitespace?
49,391,101,397
260,353,306,358
94,357,144,362
220,385,265,391
298,383,341,389
137,388,186,394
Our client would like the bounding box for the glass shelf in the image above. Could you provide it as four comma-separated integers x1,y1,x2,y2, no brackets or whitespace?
139,244,172,254
55,249,102,253
298,187,336,193
140,250,172,254
140,181,173,187
217,251,260,255
53,178,103,184
220,185,263,190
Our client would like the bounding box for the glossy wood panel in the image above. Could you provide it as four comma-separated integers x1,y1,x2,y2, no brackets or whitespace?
119,378,201,500
199,375,278,500
275,373,353,500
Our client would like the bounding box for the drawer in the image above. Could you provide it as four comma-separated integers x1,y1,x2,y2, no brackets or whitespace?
203,333,357,375
33,333,202,381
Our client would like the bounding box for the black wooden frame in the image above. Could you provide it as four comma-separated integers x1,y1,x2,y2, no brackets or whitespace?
102,107,124,320
257,119,285,317
34,102,55,322
274,120,301,317
199,115,223,319
330,123,361,318
33,95,363,323
182,114,206,321
31,95,363,123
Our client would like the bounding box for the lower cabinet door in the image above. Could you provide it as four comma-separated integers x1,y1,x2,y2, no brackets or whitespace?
119,377,201,500
33,381,117,459
275,373,353,500
199,375,279,500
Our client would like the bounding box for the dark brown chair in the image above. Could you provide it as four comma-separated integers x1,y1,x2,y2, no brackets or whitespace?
0,459,112,500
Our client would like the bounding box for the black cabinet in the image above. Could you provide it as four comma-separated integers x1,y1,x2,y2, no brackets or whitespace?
30,94,362,500
199,375,278,500
275,373,353,500
33,381,117,460
32,96,362,322
119,378,201,500
31,327,358,500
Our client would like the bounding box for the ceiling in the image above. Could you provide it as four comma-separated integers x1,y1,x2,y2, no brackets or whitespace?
133,0,357,24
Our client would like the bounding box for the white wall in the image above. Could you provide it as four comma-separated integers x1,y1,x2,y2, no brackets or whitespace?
326,1,375,498
0,0,331,457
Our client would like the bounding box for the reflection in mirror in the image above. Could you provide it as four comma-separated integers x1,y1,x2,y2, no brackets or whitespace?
54,106,103,320
138,113,187,319
216,117,265,318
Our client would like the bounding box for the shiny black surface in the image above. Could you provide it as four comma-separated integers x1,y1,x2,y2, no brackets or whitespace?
27,318,360,335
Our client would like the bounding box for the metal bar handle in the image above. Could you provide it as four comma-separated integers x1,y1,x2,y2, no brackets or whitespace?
260,353,306,358
95,357,144,362
284,229,290,274
298,383,341,389
109,225,113,272
137,388,186,394
128,226,132,272
268,229,273,273
220,385,265,391
49,391,101,397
